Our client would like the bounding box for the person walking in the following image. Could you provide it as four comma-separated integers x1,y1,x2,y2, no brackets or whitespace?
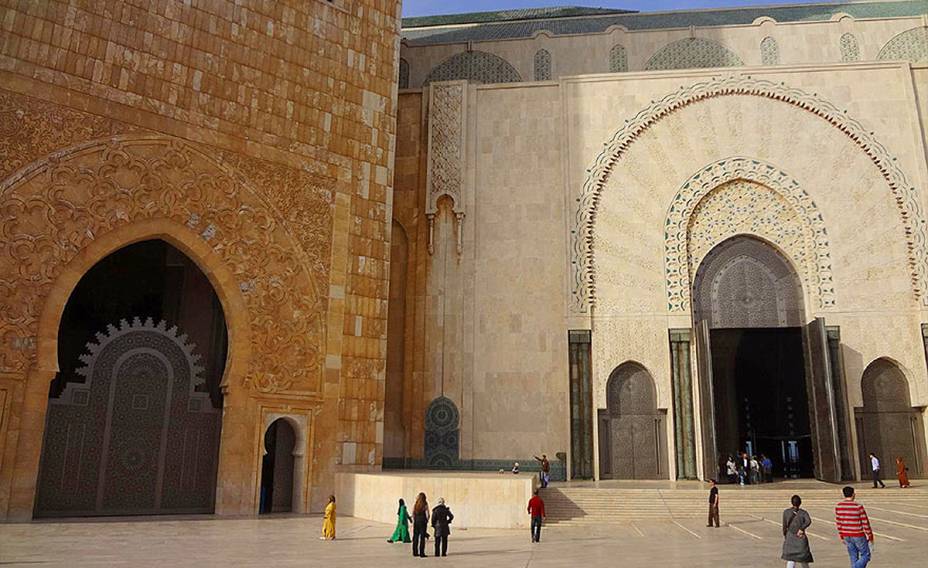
431,497,454,557
533,454,551,488
321,495,336,540
527,489,546,543
835,486,873,568
706,479,720,528
896,456,911,488
781,494,814,568
762,454,774,483
750,455,761,485
726,455,738,484
740,452,750,485
411,492,430,557
868,453,886,488
388,498,412,544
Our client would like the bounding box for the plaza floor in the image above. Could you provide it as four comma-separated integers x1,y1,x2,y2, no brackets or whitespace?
1,487,926,567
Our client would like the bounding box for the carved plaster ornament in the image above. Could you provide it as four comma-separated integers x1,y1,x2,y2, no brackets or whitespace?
425,81,467,256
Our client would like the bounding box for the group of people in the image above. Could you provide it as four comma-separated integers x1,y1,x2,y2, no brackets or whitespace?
725,452,774,484
386,493,455,557
868,452,912,489
708,481,878,568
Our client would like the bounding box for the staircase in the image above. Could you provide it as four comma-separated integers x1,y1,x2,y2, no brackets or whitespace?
541,484,927,526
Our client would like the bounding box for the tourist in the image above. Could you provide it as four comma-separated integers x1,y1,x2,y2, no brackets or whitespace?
527,488,546,542
781,494,814,568
512,462,520,474
835,486,873,568
868,453,886,488
763,454,775,483
750,455,761,485
321,495,336,540
431,497,454,557
896,456,911,488
740,452,750,485
388,498,412,544
726,455,738,484
533,454,551,488
706,479,720,528
412,492,430,557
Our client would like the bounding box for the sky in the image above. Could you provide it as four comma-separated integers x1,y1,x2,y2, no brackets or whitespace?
402,0,829,18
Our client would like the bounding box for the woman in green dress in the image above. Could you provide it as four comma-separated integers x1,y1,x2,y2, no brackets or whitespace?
387,498,412,543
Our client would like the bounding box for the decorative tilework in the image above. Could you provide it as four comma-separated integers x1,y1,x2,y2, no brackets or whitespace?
534,49,552,81
840,32,860,61
761,36,780,65
663,159,835,314
609,44,628,73
571,75,927,314
424,51,522,85
424,396,460,467
878,27,928,62
644,38,743,71
398,58,409,89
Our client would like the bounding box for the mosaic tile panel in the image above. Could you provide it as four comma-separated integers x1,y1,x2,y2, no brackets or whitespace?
761,36,780,65
424,396,460,467
840,33,860,62
609,44,628,73
424,51,522,85
644,38,743,71
878,27,928,62
534,49,552,81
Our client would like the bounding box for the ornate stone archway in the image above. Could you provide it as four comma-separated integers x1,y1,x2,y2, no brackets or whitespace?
572,75,926,313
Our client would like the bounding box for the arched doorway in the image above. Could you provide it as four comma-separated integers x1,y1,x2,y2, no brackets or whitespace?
693,236,817,481
259,418,296,514
34,239,227,517
598,362,667,479
855,359,927,478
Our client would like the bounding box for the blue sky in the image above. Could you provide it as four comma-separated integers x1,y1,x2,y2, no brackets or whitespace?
403,1,827,17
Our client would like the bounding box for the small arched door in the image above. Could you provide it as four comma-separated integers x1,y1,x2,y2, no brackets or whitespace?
855,359,926,478
598,363,667,479
260,419,296,513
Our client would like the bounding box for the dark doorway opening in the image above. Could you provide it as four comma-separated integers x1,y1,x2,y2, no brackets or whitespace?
35,239,227,517
260,418,296,514
711,328,813,480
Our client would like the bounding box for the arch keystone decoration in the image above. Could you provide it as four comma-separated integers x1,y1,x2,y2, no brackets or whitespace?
571,74,927,314
664,157,835,313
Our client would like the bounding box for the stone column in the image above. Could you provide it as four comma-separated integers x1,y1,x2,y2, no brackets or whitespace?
670,329,697,479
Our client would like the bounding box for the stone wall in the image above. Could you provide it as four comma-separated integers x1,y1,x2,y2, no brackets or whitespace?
0,0,400,519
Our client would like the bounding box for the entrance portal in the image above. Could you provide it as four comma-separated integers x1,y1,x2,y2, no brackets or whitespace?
35,240,227,517
693,236,838,482
260,419,296,513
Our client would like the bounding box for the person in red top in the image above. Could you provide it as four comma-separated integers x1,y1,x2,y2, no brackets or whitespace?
835,486,873,568
527,489,546,543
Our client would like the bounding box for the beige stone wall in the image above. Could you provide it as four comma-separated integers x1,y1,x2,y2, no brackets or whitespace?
0,0,399,519
402,15,923,87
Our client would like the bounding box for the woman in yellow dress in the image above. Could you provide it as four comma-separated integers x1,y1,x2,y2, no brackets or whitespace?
321,495,336,540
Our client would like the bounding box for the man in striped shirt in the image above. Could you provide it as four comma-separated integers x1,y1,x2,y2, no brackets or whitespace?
835,486,873,568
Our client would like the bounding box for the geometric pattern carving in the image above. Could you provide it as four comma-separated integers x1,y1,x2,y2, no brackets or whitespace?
0,136,325,394
840,33,860,62
35,318,221,516
644,38,743,71
424,51,522,85
399,58,410,89
664,158,834,313
426,83,466,216
761,36,780,65
424,396,460,467
609,44,628,73
534,49,552,81
878,27,928,63
572,75,927,314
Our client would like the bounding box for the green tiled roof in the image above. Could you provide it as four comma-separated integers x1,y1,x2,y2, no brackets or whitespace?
402,6,636,28
401,1,928,46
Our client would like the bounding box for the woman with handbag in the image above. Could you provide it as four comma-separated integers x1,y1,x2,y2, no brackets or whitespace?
781,494,813,568
896,456,911,488
411,493,430,557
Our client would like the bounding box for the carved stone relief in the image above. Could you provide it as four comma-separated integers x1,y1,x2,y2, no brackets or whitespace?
426,82,466,254
0,136,325,395
878,27,928,63
645,38,743,71
761,36,780,65
424,51,522,85
840,33,861,62
573,75,927,314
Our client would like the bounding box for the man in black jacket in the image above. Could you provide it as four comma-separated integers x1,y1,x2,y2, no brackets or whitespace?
431,498,454,557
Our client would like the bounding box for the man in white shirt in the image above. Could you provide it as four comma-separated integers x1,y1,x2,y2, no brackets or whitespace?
868,452,886,488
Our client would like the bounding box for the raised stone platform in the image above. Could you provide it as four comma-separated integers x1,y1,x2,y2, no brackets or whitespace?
334,471,537,529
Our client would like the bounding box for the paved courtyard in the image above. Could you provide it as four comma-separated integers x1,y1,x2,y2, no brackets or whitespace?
2,487,926,567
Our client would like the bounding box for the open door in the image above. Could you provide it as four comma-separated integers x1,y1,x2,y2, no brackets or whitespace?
695,320,718,481
803,317,842,482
